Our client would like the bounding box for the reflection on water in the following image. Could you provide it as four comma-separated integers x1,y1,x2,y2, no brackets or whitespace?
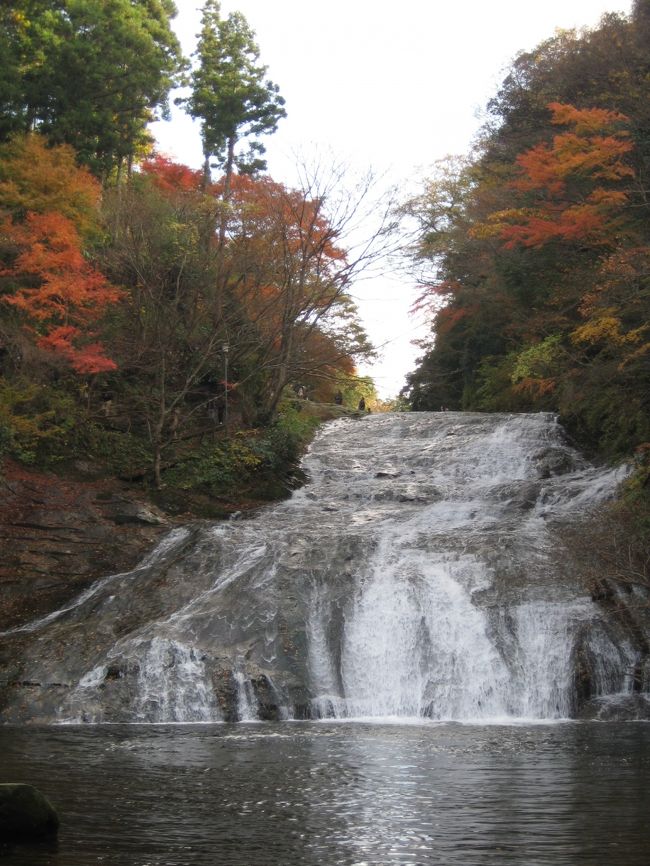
1,722,649,865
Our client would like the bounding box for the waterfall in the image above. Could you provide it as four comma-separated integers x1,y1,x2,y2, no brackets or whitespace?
2,412,645,725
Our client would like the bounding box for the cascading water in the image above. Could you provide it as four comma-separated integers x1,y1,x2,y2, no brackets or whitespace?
1,412,646,725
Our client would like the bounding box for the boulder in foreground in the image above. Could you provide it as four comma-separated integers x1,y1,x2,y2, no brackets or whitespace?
0,784,59,841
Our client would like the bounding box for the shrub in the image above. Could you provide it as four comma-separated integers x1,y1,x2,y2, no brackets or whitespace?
0,378,78,463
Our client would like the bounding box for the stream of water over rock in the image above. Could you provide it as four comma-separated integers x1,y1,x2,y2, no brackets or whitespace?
1,411,648,724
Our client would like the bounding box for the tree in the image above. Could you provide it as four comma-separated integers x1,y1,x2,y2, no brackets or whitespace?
494,103,634,249
220,167,384,424
183,0,286,195
1,212,123,373
403,9,650,457
0,0,184,179
140,153,205,195
0,135,122,374
0,134,101,236
0,5,26,141
99,169,225,486
96,155,385,481
400,155,518,409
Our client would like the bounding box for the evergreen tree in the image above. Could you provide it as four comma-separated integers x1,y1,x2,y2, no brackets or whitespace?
183,0,286,194
0,0,184,179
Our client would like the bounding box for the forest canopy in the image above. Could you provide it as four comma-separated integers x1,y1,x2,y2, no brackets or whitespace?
402,1,650,460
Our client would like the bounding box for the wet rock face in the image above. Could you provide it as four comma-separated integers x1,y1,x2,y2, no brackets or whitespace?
0,461,170,631
532,446,584,478
109,500,166,526
0,412,644,724
577,694,650,721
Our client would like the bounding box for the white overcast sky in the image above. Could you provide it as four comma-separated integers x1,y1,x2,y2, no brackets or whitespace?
153,0,632,398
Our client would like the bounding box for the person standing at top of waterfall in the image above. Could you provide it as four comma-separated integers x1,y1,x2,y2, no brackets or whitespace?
358,397,366,412
334,390,343,405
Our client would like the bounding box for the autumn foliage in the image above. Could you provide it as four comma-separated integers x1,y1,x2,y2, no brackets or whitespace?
1,211,123,372
0,136,123,373
404,7,650,461
140,154,205,194
496,103,633,248
0,135,102,236
0,6,374,492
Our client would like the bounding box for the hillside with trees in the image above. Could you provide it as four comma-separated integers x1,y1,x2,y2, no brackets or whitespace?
404,1,649,449
0,0,382,515
402,0,650,581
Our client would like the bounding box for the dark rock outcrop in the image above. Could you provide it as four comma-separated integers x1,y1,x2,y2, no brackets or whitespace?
0,783,59,841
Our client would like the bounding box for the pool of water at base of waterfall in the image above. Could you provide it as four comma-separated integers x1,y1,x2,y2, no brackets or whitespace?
0,721,648,866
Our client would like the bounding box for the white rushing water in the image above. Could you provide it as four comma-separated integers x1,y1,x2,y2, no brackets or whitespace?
11,411,644,726
296,412,635,721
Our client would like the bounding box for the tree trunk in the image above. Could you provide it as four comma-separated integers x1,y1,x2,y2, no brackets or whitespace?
153,443,163,489
202,153,211,192
218,135,236,249
257,353,291,426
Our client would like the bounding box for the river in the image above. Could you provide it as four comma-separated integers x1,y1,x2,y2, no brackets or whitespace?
1,721,649,865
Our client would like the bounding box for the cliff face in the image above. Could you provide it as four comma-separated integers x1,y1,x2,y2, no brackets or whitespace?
0,460,171,632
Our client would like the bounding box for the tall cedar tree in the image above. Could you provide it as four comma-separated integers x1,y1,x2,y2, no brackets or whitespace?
182,0,286,196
